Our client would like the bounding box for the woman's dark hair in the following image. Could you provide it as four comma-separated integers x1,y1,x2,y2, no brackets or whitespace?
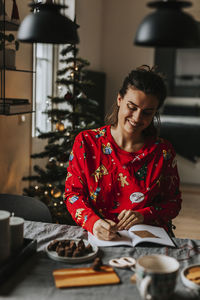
105,65,167,137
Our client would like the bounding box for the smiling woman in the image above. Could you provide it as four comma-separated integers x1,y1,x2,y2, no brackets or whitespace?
64,65,182,241
112,88,158,153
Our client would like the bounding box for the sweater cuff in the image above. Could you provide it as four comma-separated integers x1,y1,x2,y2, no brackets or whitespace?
85,215,100,234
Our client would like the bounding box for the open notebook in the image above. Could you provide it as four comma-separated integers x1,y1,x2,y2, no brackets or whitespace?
88,224,176,248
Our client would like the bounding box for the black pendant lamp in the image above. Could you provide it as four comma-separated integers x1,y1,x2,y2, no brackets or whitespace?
17,1,79,44
134,0,200,48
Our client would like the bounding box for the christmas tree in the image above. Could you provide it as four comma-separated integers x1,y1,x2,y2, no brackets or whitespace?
22,44,103,224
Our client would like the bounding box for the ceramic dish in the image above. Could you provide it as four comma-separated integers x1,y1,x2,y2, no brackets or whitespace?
46,239,98,263
181,264,200,291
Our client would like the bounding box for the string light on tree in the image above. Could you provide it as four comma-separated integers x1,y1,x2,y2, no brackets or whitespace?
45,100,50,107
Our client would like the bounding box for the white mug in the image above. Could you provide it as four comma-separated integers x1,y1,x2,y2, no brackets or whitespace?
136,254,179,300
0,210,10,264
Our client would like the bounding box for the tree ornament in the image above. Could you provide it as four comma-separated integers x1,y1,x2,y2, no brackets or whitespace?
77,91,87,99
51,187,62,198
47,157,57,168
64,91,72,100
56,121,65,131
49,157,57,163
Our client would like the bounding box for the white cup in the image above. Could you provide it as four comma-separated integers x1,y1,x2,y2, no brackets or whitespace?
136,254,180,300
0,210,10,264
9,215,24,252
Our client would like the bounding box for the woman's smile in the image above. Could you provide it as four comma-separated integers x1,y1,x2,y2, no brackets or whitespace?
117,87,158,137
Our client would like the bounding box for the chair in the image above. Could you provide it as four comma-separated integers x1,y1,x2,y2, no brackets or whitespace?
0,194,52,223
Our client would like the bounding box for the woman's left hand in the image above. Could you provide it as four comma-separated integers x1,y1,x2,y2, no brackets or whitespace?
117,210,144,230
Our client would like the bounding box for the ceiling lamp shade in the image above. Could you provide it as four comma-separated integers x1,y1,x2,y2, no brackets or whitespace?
17,1,79,44
134,0,200,48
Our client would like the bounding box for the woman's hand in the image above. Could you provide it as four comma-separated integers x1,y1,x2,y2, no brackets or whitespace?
117,210,144,230
93,219,118,240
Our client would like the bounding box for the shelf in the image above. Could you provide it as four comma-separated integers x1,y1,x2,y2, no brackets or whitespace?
0,67,35,73
0,4,33,116
0,111,35,116
0,101,33,115
0,20,19,31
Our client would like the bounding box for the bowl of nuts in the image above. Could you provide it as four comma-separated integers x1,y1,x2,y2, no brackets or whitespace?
181,264,200,291
46,239,98,263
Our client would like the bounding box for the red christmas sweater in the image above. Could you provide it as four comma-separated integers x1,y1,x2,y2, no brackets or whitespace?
64,125,182,233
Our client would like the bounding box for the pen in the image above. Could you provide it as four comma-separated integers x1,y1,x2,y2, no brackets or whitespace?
116,232,121,237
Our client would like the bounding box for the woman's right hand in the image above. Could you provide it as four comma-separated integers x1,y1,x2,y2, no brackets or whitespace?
93,219,118,240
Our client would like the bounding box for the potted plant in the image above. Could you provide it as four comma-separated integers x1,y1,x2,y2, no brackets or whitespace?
0,32,20,69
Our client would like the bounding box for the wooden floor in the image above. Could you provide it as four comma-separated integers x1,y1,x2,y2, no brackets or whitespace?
173,184,200,240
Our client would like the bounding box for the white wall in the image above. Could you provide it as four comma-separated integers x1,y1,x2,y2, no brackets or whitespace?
76,0,155,113
75,0,104,71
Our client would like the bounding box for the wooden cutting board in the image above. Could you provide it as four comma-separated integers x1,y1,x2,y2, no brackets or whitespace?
53,265,120,288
